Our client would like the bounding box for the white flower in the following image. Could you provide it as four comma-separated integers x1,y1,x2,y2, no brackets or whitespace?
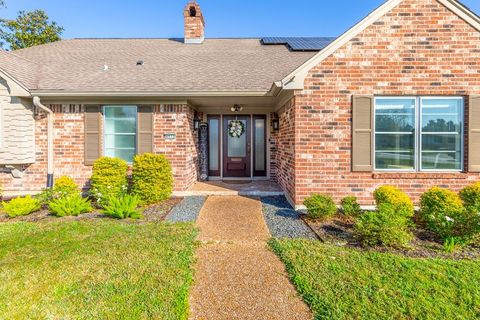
445,216,454,223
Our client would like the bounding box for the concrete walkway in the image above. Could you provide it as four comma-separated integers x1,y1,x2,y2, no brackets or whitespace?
189,196,312,320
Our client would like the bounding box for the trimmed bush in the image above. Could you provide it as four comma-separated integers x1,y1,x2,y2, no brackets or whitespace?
420,187,479,241
49,194,92,217
374,186,414,218
2,195,41,218
102,194,142,219
459,182,480,213
340,196,362,217
90,157,128,205
131,153,173,205
354,203,413,248
53,176,78,198
304,194,337,220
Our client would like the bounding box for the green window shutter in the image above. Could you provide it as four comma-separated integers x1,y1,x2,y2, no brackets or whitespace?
84,105,101,165
469,95,480,172
137,105,154,155
352,95,374,172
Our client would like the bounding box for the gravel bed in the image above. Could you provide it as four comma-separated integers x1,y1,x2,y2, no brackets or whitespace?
261,196,317,239
165,196,207,223
141,198,182,222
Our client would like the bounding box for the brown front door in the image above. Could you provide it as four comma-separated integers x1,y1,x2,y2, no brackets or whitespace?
223,116,251,177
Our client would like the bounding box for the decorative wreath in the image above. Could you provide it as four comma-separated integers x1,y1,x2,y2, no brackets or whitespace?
228,120,245,138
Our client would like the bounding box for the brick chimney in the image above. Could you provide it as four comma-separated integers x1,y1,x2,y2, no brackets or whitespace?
184,2,205,44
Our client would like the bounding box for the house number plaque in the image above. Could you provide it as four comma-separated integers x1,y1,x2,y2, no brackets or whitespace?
164,133,176,141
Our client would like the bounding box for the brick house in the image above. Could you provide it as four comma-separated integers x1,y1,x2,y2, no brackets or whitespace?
0,0,479,209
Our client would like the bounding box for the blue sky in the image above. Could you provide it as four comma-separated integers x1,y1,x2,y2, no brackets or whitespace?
1,0,479,39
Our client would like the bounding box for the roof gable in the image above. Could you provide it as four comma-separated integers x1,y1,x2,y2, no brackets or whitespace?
280,0,480,90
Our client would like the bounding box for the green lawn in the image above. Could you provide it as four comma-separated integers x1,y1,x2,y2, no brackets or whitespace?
269,239,480,320
0,221,198,320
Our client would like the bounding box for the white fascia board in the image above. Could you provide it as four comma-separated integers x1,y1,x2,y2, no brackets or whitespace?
437,0,480,31
29,90,271,98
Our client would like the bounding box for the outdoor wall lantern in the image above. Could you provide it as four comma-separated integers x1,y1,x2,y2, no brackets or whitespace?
194,112,201,131
272,117,280,131
230,104,243,112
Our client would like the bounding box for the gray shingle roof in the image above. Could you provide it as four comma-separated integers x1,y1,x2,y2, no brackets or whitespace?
4,38,318,93
0,50,39,89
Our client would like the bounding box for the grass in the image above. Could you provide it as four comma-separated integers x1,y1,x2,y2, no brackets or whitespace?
0,221,198,320
269,239,480,320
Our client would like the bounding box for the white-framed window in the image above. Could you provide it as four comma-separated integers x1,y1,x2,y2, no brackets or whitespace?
374,97,464,172
103,105,137,163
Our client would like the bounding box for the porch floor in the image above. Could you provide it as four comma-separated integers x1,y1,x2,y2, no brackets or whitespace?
174,180,284,197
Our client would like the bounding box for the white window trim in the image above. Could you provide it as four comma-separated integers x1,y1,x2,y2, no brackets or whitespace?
373,96,417,172
419,96,464,172
103,105,138,164
373,96,464,173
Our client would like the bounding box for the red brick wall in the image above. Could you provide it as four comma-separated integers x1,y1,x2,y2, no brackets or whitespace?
269,113,278,181
275,98,297,204
153,104,199,191
292,0,480,206
1,103,199,194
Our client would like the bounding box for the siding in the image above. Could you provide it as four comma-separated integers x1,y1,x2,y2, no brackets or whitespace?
0,78,35,164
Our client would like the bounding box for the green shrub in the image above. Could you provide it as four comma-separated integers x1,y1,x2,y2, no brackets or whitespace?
49,194,92,217
102,194,142,219
374,185,414,218
340,196,362,217
2,195,41,218
354,203,413,248
35,188,55,206
36,176,81,206
131,153,173,205
304,194,337,220
420,187,479,241
53,176,78,197
459,182,480,213
90,157,128,205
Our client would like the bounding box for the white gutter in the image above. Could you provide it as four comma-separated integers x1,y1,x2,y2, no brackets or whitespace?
33,96,54,188
28,90,272,97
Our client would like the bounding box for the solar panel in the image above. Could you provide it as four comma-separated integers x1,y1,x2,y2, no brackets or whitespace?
261,37,336,51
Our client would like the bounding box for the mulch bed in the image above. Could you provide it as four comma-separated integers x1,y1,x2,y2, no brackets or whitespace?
303,215,480,260
0,197,182,224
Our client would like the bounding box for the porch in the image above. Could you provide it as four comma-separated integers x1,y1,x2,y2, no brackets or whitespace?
174,180,284,197
191,95,283,181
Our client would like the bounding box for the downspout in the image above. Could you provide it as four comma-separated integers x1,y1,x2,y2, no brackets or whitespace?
33,96,54,188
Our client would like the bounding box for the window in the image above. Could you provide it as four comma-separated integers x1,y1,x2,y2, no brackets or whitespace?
374,97,463,171
208,116,220,176
104,106,137,163
253,115,266,176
